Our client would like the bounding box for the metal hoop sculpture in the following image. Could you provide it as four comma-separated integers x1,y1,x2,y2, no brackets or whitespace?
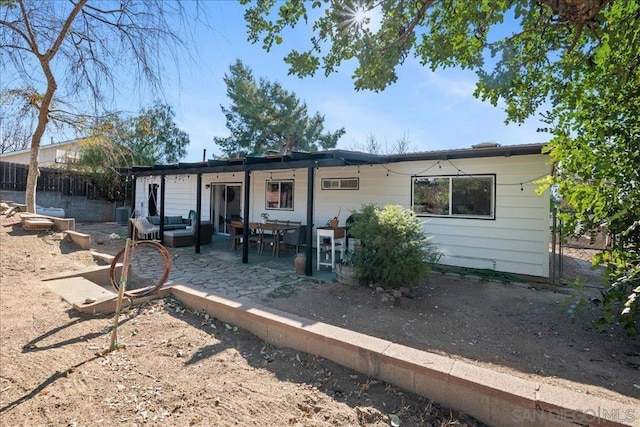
109,240,171,297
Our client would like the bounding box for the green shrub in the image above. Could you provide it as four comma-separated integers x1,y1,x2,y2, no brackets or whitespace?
347,203,439,289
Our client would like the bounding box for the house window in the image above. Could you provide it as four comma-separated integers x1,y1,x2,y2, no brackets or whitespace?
55,149,79,164
412,174,495,219
266,180,294,210
321,178,359,190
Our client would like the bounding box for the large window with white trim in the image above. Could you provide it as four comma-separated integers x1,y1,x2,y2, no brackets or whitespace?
266,180,294,210
412,174,495,219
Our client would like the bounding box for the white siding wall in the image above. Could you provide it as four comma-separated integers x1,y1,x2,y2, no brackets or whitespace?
310,154,550,277
135,175,210,221
163,175,205,219
134,176,159,217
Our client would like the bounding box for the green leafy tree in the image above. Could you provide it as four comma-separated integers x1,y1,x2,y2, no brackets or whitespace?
214,59,345,157
348,203,439,289
78,102,189,198
242,1,640,334
122,102,189,165
1,0,197,213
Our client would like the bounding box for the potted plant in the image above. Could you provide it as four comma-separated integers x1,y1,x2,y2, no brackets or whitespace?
329,207,341,228
336,249,359,286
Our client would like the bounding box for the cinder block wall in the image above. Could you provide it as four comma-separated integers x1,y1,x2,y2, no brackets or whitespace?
1,190,118,222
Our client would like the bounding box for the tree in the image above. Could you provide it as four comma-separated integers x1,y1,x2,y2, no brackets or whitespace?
349,132,413,154
1,0,196,212
213,59,345,157
80,102,189,170
241,1,640,334
0,89,37,153
78,102,189,201
120,102,189,166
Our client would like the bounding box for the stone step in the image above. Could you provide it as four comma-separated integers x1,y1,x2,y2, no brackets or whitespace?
45,276,116,307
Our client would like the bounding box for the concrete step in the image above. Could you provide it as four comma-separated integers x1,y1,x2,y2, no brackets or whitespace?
45,276,116,308
45,274,172,314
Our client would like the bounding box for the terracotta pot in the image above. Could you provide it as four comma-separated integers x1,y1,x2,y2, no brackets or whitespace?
329,218,339,228
294,252,306,275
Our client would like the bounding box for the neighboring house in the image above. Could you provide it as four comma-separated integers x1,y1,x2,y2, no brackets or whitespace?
126,143,551,279
0,138,82,167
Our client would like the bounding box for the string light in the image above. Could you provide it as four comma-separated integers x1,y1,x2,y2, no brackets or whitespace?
520,183,524,191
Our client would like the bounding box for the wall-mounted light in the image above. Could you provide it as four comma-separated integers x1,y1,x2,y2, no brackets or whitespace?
205,184,211,189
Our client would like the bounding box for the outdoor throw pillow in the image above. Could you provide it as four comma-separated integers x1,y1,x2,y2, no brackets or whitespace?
166,216,184,225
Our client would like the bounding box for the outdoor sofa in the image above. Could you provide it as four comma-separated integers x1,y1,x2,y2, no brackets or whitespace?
147,215,190,230
163,221,212,248
130,215,192,240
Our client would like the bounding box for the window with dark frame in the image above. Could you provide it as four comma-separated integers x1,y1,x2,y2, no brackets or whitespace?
412,174,495,219
266,180,294,210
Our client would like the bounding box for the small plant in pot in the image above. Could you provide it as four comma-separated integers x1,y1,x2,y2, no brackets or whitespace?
336,250,359,286
329,207,341,228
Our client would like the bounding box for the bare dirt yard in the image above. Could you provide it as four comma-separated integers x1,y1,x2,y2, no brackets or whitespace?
0,216,482,426
1,217,639,426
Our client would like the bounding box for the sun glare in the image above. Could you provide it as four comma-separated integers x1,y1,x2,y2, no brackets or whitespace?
336,1,382,34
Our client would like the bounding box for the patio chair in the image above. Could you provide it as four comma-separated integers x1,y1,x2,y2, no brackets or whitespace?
256,223,277,255
281,224,307,253
248,222,262,250
133,216,160,240
230,220,244,250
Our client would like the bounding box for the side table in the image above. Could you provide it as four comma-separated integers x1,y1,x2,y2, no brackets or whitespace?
316,227,346,270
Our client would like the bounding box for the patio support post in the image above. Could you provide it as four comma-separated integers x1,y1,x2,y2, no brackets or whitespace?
128,174,136,238
130,174,136,217
241,170,250,263
159,174,166,245
195,173,202,254
305,166,314,276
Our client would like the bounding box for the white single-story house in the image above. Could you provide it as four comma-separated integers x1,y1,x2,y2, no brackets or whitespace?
0,138,82,167
125,143,551,279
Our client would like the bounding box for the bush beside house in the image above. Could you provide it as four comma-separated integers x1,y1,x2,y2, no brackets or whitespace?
346,203,440,289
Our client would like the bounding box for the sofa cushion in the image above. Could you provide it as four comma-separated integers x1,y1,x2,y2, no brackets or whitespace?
166,216,184,225
148,216,161,225
164,229,193,237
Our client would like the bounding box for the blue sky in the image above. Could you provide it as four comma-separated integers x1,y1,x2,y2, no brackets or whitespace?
52,2,549,162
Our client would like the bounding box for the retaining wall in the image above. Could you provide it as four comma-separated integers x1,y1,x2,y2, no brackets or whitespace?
1,190,119,222
170,285,638,427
